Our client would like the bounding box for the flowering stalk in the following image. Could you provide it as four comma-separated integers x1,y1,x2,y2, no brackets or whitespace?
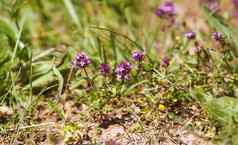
132,50,144,78
115,61,132,81
116,79,125,97
194,41,202,69
71,52,93,90
212,32,225,47
115,61,132,96
99,63,111,88
83,67,94,89
160,56,170,68
99,63,111,77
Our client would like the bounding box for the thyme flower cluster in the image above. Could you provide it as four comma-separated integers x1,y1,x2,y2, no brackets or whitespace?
71,49,149,81
155,1,175,17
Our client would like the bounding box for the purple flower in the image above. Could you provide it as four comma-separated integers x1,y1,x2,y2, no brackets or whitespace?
99,63,111,76
189,47,201,55
115,61,132,80
155,1,175,17
185,31,196,40
201,0,219,11
212,32,223,41
71,52,91,68
161,56,170,68
233,10,238,17
203,0,220,12
132,51,144,62
233,0,238,7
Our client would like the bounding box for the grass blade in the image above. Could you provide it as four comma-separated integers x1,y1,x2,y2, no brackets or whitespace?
63,0,81,28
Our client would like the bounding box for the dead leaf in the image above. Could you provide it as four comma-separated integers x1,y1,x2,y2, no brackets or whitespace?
0,106,13,119
100,125,125,144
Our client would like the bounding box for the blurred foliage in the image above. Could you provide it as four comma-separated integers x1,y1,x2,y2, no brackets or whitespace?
194,87,238,145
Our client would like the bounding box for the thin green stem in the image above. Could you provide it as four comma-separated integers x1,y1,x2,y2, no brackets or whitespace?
64,67,74,94
83,68,94,89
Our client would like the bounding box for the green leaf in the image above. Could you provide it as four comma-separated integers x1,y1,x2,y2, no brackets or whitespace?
0,17,17,44
53,65,64,98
